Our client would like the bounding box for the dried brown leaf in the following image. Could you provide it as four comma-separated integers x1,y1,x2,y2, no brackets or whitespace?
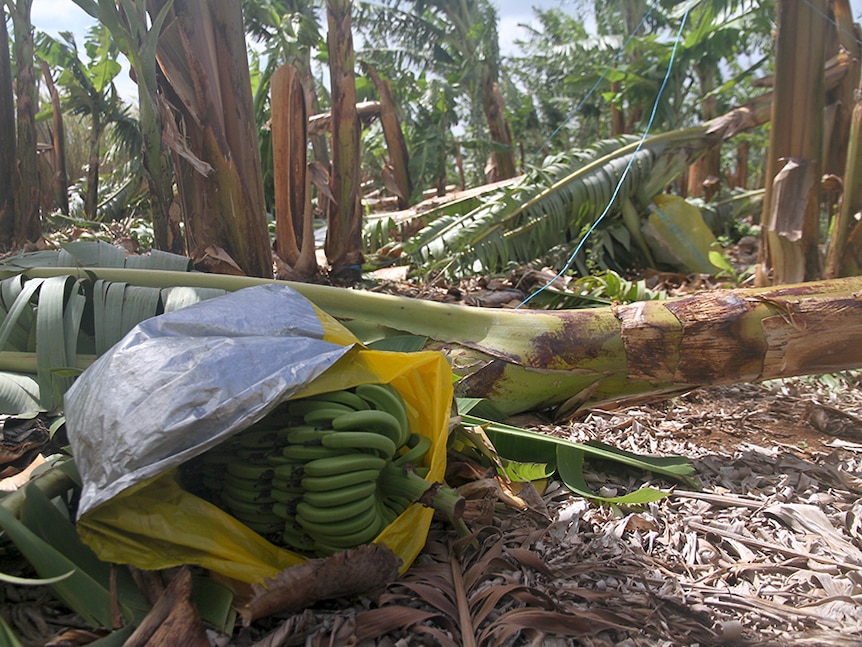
353,606,440,641
477,607,629,647
239,543,401,624
124,567,209,647
388,582,458,619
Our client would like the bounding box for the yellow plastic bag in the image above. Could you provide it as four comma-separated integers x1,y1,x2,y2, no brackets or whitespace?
66,285,452,584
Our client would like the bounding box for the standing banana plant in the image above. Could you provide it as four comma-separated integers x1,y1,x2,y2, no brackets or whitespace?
35,26,135,221
0,8,15,243
4,0,41,246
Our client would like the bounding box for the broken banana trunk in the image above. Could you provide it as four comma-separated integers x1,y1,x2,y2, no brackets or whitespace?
17,268,862,417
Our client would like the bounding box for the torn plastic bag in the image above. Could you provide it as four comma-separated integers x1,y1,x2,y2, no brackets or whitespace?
64,283,453,584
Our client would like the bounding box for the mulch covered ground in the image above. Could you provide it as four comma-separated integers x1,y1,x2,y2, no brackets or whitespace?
2,254,861,645
235,375,862,646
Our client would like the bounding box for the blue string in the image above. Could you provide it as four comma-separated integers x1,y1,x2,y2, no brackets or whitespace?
533,0,660,160
518,0,695,309
800,0,862,48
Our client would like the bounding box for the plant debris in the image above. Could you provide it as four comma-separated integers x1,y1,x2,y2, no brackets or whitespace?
243,375,862,645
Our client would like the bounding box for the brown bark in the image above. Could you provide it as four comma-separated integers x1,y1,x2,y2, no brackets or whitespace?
823,1,860,178
325,0,363,284
153,0,272,278
482,79,516,182
9,0,41,245
687,65,721,200
366,64,412,209
271,64,317,279
38,60,68,216
84,110,101,221
0,9,15,248
757,0,826,285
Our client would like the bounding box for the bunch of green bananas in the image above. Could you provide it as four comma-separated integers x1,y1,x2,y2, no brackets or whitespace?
182,383,463,557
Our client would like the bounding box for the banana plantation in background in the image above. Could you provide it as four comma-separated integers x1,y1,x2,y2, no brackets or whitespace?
1,0,859,287
1,0,862,642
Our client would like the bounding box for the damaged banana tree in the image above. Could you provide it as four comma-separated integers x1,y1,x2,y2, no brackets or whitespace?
2,256,860,418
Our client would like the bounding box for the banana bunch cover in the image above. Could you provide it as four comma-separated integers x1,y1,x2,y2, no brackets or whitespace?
182,383,463,557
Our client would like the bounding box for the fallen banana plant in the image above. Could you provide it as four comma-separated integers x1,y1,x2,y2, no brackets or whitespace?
0,245,860,417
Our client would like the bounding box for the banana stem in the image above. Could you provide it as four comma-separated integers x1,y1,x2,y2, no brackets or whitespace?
378,462,465,520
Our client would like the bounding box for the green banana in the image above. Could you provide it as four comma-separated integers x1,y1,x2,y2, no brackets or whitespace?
377,462,465,521
272,501,298,519
280,444,352,462
296,497,382,536
234,428,281,449
270,488,303,505
354,383,411,446
394,432,432,466
284,426,334,445
224,475,272,496
243,519,285,535
385,495,413,512
295,493,377,525
234,448,270,462
221,492,274,517
305,390,370,411
281,525,317,552
302,453,387,478
309,512,384,548
302,480,378,508
321,430,398,459
272,463,306,483
330,409,403,447
301,468,383,492
287,400,354,419
271,476,305,492
222,484,274,504
306,405,362,427
265,454,304,467
378,499,398,526
226,462,274,481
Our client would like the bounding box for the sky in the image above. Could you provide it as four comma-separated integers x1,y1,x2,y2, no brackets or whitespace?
26,0,862,103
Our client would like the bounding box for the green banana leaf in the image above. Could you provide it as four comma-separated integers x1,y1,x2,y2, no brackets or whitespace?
403,129,710,277
0,494,136,628
0,245,223,413
0,617,23,647
457,399,697,505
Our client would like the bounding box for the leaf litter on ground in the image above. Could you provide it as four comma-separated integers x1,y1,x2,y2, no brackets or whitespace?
2,375,862,645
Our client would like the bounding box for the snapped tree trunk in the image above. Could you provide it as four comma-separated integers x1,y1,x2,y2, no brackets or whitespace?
686,65,721,200
30,267,862,419
85,109,101,221
481,77,516,183
38,60,69,216
757,0,826,285
271,64,317,280
0,9,16,248
325,0,364,285
366,64,412,209
823,0,860,179
152,0,272,278
832,99,862,276
9,0,41,245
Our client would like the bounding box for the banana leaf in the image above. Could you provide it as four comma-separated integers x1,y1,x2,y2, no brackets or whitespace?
402,130,709,277
457,405,697,505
